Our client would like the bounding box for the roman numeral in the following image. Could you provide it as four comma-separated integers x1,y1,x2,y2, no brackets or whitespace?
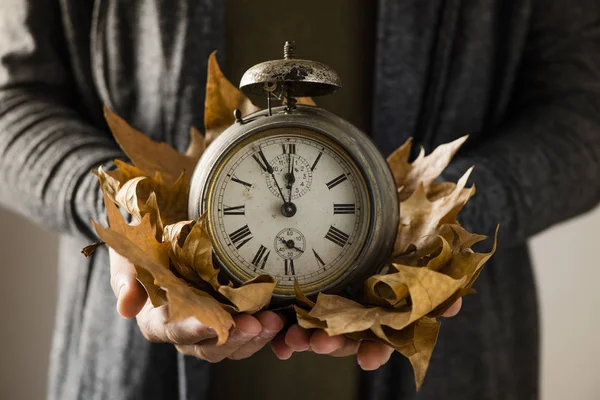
284,259,295,275
313,249,326,268
251,245,270,269
231,176,252,187
326,174,347,190
228,225,253,249
325,226,350,247
282,144,296,154
223,205,245,215
333,203,356,214
252,148,272,173
311,152,323,171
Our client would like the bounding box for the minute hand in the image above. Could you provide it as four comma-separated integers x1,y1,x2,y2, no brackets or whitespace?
287,156,295,202
258,149,287,203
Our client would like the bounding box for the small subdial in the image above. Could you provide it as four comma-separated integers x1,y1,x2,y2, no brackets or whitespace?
274,228,306,260
265,154,312,201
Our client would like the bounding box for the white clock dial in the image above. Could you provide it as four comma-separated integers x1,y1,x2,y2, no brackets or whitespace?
206,128,371,294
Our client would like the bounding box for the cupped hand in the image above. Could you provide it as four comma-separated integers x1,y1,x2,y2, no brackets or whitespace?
110,247,462,366
109,248,285,362
271,298,463,371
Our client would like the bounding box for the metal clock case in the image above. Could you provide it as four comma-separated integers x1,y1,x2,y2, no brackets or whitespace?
188,43,399,303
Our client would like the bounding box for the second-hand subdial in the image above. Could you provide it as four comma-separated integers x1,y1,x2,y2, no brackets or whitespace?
274,228,306,260
266,151,312,201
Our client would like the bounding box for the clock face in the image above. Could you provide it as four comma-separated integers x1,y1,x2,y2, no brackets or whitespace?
205,127,371,296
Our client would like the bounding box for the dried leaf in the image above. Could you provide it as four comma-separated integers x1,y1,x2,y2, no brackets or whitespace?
163,221,205,285
93,166,121,201
394,168,474,255
135,265,168,307
429,227,498,317
295,305,327,330
439,224,487,252
169,217,221,289
218,275,276,313
115,177,147,221
294,280,316,309
308,265,464,337
387,136,468,201
142,192,164,238
373,319,440,391
110,171,189,226
93,195,233,344
367,236,454,306
104,106,202,186
204,51,259,145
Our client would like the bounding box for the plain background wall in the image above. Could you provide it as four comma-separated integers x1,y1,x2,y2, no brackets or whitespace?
0,204,599,399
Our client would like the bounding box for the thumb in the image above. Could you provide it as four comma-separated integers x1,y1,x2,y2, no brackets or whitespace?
109,247,147,318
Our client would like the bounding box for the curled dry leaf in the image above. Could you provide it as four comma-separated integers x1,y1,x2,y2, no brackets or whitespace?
364,236,454,306
99,163,188,227
218,275,276,314
165,218,221,289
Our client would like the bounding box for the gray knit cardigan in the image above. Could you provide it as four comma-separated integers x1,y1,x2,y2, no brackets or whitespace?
1,1,600,399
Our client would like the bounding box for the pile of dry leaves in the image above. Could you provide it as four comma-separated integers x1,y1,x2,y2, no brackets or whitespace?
86,52,497,390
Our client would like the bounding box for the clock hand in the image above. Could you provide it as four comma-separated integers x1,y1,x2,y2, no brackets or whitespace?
258,148,287,204
277,237,304,253
287,156,295,202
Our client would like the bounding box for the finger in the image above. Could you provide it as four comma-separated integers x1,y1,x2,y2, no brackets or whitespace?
328,337,360,357
357,341,394,371
441,297,462,318
310,330,345,355
284,324,312,352
177,314,262,363
109,248,147,318
136,301,219,344
271,333,293,360
228,311,285,360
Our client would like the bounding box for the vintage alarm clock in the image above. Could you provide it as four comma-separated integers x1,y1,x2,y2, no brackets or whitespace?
189,42,398,302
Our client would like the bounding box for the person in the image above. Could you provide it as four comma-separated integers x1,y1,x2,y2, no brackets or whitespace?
1,0,599,399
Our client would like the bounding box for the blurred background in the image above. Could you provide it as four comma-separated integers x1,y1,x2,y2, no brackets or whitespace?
1,204,599,399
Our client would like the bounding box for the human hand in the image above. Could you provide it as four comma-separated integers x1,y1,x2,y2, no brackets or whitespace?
109,248,285,362
270,298,462,370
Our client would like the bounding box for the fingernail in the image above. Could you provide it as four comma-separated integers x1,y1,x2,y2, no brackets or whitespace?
258,329,279,339
233,329,256,341
206,327,217,335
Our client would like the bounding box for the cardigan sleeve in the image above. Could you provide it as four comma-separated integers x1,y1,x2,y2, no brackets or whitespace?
0,0,123,239
444,0,600,249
